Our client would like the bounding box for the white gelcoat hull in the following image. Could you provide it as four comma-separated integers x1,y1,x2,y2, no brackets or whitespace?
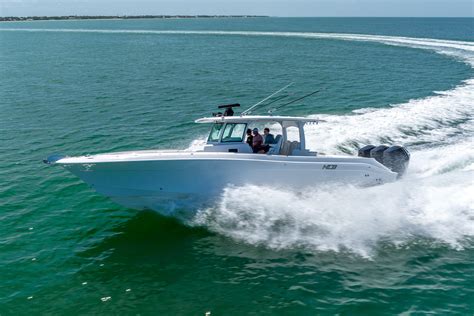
58,151,397,215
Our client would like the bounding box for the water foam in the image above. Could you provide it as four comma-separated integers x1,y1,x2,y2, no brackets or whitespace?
305,79,474,154
194,165,474,257
192,139,473,258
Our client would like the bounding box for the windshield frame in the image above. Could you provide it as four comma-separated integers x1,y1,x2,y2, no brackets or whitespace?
221,123,247,143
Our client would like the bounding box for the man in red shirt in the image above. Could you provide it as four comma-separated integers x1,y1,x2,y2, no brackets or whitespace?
252,128,264,153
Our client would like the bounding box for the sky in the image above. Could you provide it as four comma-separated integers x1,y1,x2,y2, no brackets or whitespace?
1,0,473,17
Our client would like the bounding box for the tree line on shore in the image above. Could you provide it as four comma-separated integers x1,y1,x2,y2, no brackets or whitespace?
0,15,267,22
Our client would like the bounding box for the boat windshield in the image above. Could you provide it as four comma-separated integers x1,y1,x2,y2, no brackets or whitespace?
208,123,223,142
221,123,247,142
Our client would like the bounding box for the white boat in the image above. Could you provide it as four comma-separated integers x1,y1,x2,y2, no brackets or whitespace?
45,105,410,216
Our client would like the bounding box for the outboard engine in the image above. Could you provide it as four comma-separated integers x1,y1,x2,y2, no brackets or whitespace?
358,144,376,158
358,144,410,178
383,146,410,178
370,145,389,164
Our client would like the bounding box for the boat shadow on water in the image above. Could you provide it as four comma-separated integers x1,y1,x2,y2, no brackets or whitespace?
77,210,211,264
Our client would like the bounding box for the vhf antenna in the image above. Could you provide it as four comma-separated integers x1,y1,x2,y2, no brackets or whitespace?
241,82,294,116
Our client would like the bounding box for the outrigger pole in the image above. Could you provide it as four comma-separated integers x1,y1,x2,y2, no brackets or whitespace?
268,88,323,114
241,82,294,116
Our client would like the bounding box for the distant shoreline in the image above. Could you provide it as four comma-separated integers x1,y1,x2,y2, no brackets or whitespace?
0,15,268,22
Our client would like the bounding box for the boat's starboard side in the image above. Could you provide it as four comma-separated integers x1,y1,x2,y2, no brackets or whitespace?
45,150,393,169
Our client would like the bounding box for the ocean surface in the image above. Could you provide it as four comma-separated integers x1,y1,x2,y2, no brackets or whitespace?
1,17,473,314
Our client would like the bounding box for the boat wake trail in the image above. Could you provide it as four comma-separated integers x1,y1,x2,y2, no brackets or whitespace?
304,79,474,155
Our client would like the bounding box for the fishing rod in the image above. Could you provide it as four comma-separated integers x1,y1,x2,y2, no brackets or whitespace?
241,82,293,116
268,88,323,114
260,94,289,107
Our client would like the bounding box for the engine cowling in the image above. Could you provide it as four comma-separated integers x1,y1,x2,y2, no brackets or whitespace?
358,144,376,158
358,144,410,178
382,145,410,178
370,145,389,164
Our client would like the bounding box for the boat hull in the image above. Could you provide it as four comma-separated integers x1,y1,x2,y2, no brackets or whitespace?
57,152,397,216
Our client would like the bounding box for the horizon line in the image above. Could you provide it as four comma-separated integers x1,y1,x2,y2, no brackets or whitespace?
1,15,473,19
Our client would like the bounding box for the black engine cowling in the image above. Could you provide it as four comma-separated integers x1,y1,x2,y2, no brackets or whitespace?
358,144,410,178
358,144,376,158
382,145,410,178
370,145,389,164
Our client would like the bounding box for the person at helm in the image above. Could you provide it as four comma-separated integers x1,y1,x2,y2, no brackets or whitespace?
246,128,253,148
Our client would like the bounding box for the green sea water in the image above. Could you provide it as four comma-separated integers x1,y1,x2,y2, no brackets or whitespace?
1,18,473,314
